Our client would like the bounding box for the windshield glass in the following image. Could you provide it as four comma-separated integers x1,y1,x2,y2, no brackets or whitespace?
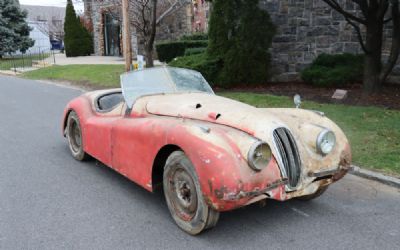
121,67,214,108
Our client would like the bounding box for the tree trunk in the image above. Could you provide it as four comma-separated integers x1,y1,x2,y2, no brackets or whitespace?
363,20,384,94
144,0,158,68
145,46,154,67
363,52,382,93
380,1,400,84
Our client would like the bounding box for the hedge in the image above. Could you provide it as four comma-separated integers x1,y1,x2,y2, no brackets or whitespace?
169,53,222,86
184,47,207,56
180,33,208,41
156,40,208,63
301,53,364,87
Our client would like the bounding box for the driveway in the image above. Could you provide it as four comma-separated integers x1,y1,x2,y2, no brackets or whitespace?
0,76,399,249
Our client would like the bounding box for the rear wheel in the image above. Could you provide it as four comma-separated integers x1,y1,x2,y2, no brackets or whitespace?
297,185,328,201
66,111,89,161
163,151,219,235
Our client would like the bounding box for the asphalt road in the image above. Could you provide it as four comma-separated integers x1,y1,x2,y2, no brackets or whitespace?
1,75,399,250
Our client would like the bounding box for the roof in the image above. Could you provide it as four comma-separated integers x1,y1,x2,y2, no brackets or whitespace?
21,5,65,22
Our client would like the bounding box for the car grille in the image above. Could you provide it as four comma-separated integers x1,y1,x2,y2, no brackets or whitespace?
273,128,301,188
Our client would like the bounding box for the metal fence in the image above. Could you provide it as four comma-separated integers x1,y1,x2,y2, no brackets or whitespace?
0,49,57,73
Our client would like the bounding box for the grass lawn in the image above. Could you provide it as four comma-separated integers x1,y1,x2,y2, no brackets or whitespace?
23,65,124,88
221,92,400,176
22,65,400,176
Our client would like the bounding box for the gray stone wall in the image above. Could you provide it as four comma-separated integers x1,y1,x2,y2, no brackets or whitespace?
260,0,399,81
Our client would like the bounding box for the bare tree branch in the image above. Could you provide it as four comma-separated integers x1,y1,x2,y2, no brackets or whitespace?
86,0,191,66
156,0,190,24
380,1,400,82
345,17,369,53
377,0,390,20
351,0,369,18
384,17,393,23
322,0,367,24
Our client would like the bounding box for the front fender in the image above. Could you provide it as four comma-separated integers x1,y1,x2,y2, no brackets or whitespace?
162,121,285,211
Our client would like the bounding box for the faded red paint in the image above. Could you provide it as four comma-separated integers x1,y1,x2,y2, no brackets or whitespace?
62,90,351,212
62,94,288,211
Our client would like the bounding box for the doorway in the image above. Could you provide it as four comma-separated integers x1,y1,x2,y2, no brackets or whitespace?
103,13,121,56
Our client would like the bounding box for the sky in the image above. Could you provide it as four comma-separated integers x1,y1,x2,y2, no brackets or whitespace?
19,0,84,12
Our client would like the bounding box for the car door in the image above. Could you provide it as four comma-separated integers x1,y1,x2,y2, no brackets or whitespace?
110,113,164,191
85,115,120,166
84,95,125,166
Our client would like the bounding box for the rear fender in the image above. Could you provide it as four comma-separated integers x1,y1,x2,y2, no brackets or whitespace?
61,96,93,143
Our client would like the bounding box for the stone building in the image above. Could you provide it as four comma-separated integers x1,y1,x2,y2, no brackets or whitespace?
83,0,399,80
260,0,398,81
83,0,194,57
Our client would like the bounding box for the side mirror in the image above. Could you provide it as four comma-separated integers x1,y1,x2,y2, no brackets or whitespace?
294,94,301,109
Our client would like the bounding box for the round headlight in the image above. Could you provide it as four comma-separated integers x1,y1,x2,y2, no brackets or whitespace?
248,141,272,171
317,129,336,155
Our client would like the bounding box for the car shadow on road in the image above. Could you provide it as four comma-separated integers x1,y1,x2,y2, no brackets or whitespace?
72,150,334,241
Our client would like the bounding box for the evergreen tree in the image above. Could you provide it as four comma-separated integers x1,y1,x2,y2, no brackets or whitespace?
207,0,239,58
0,0,34,57
64,0,93,57
207,0,276,86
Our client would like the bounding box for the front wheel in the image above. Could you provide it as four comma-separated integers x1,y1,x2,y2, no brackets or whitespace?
163,151,219,235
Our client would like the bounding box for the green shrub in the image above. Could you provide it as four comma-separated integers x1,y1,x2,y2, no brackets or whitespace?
207,0,276,87
184,47,207,56
156,40,208,63
168,53,222,85
301,53,364,87
181,33,208,41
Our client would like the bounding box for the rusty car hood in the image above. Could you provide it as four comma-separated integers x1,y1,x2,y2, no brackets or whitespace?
141,93,351,189
145,92,287,134
143,93,348,146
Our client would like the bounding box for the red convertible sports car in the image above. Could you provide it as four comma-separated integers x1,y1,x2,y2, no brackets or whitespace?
62,67,352,235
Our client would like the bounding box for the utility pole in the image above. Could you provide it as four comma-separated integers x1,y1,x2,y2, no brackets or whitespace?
122,0,132,72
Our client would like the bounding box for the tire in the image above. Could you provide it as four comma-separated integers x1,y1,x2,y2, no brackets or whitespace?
163,151,220,235
66,111,89,161
296,185,328,201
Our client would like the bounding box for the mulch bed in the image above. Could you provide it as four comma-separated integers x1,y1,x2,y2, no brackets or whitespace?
222,82,400,110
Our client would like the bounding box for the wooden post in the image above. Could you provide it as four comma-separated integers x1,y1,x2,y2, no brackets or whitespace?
122,0,132,72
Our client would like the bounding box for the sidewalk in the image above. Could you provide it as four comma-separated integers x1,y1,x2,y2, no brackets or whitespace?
54,53,125,65
53,53,163,66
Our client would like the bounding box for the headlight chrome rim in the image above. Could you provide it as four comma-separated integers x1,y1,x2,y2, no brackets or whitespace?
248,141,272,171
316,129,336,155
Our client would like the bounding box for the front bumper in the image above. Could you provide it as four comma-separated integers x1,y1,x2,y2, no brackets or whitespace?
207,164,350,212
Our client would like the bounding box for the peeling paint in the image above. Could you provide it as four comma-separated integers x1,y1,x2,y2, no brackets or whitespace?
62,89,352,213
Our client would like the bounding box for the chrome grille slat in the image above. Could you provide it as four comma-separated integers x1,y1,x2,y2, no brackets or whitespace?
273,128,301,188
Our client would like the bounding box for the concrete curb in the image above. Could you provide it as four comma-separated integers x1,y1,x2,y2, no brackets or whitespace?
350,165,400,188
